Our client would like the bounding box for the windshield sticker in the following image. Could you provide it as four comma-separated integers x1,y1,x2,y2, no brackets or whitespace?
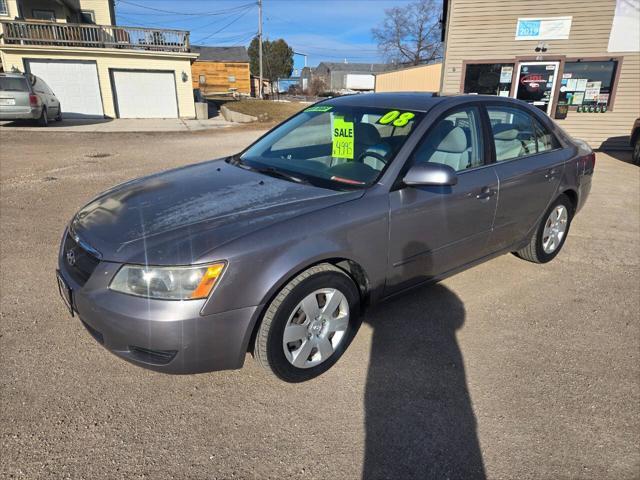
332,115,354,160
305,105,333,112
378,110,416,127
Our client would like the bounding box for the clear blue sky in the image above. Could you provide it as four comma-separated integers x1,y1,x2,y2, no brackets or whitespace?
114,0,435,72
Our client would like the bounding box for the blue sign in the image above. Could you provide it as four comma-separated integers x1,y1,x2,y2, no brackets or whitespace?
517,20,541,38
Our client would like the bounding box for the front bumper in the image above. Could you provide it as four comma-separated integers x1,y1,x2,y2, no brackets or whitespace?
58,256,263,374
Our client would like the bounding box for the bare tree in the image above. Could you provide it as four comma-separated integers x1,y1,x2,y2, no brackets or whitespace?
372,0,442,66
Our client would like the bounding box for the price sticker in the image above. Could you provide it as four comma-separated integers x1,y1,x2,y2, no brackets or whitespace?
332,116,354,160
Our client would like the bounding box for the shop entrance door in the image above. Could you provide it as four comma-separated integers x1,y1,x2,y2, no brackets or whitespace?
513,62,560,115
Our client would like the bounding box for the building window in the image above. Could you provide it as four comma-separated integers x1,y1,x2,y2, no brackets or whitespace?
199,74,206,84
80,10,95,24
32,9,56,21
0,0,8,16
559,60,618,108
463,63,514,96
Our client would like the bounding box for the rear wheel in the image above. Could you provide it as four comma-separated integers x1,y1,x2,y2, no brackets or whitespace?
514,194,573,263
55,106,62,122
37,107,48,127
633,136,640,165
254,263,361,382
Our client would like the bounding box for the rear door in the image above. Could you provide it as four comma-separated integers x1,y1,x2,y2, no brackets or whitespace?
485,104,570,250
386,106,499,293
0,76,31,114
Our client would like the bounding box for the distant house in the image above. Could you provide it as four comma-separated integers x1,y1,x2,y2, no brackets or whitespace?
302,62,398,92
191,46,250,96
0,0,198,119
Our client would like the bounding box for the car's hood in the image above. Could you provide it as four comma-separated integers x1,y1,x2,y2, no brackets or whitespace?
70,159,362,265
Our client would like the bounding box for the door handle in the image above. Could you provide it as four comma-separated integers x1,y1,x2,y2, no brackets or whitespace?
476,186,496,200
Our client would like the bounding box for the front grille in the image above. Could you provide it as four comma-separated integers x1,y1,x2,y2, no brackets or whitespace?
62,233,100,286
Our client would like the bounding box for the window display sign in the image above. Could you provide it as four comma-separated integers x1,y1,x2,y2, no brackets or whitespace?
499,66,513,83
515,17,572,40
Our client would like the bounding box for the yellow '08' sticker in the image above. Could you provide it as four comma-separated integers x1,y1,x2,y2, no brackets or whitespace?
332,116,354,159
378,110,415,127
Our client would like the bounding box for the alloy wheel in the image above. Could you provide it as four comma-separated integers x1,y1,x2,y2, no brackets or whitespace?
282,288,350,369
542,205,568,254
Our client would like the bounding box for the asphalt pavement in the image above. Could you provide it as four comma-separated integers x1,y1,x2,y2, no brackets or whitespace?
0,128,638,479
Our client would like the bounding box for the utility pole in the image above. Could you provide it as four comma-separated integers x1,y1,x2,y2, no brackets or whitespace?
258,0,263,99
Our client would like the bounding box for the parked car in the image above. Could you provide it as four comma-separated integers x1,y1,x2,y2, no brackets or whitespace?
631,118,640,164
56,93,595,382
0,72,61,126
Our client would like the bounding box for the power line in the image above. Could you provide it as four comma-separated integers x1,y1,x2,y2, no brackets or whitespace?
192,6,255,43
117,0,255,16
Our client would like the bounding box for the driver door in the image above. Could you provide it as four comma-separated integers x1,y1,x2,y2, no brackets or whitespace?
385,106,499,294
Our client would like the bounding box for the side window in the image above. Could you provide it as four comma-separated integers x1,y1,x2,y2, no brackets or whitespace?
534,120,560,153
412,107,484,172
487,106,537,161
33,78,45,94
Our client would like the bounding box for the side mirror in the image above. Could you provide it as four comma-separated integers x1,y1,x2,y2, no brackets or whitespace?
403,163,458,187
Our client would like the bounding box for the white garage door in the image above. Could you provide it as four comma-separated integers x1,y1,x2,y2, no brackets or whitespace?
112,70,178,118
26,60,104,118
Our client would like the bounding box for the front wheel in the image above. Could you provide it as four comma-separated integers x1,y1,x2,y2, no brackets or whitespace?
514,194,573,263
254,263,361,382
55,106,62,122
633,136,640,165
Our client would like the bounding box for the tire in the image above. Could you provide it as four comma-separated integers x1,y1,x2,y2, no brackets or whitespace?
633,136,640,165
254,263,361,382
514,194,573,264
55,106,62,122
37,107,48,127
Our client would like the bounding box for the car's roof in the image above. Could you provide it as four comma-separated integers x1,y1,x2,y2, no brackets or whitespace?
321,92,527,112
322,92,444,112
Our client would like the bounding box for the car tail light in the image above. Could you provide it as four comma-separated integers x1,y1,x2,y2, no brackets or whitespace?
581,152,595,173
29,94,38,107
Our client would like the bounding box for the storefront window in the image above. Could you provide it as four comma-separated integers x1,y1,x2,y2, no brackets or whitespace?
463,63,514,96
558,60,618,108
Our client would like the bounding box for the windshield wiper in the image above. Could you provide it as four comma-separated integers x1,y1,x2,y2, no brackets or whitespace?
255,166,309,185
226,156,309,185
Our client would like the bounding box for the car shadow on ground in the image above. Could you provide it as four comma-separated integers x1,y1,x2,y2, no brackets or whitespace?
0,117,113,128
361,280,486,480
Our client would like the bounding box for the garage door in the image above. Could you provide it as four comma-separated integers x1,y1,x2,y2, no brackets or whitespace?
111,70,178,118
26,60,104,118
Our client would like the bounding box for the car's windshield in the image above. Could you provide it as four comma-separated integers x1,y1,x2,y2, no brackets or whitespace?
240,104,423,189
0,77,29,92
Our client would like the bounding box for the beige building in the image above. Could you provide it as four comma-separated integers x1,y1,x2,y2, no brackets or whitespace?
440,0,640,148
375,63,442,93
0,0,198,118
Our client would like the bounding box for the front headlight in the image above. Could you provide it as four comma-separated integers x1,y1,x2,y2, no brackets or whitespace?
109,262,226,300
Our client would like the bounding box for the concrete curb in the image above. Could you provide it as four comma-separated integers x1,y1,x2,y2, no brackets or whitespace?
220,105,258,123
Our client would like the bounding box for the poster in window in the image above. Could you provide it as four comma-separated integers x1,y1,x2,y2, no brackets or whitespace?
499,66,513,83
571,92,585,105
575,79,587,91
566,78,577,90
584,81,601,101
597,93,609,104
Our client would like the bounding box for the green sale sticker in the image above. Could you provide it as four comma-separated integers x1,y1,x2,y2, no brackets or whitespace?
305,105,333,112
332,116,354,160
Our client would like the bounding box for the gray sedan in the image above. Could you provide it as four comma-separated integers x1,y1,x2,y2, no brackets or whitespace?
56,93,594,382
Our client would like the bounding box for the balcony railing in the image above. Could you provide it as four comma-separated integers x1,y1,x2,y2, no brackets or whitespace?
0,20,190,53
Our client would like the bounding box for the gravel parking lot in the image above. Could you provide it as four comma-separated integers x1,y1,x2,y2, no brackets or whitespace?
1,128,638,479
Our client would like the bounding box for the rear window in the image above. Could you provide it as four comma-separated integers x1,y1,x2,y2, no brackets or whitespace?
0,77,30,92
